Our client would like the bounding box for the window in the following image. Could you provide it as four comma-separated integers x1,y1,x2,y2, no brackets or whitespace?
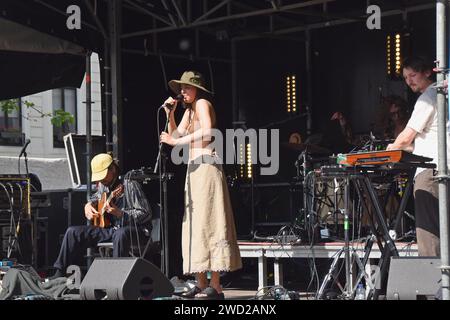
0,98,23,146
53,88,77,148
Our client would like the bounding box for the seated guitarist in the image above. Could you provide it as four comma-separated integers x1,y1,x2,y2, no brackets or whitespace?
50,153,152,279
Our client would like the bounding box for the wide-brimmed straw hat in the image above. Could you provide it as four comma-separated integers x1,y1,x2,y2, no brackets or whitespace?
168,71,212,94
91,153,113,182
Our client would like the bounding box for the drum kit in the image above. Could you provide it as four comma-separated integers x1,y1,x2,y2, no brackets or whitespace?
282,141,344,242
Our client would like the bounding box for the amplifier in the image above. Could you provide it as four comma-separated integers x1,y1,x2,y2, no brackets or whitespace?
319,165,349,177
0,174,31,219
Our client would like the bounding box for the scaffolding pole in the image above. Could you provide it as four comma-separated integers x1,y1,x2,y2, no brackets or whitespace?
436,0,450,301
108,0,123,162
85,51,93,267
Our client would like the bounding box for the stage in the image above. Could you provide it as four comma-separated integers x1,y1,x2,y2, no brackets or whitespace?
1,0,448,301
238,240,418,291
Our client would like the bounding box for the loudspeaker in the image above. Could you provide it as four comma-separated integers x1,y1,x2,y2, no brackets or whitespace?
80,258,174,300
232,182,302,238
38,189,87,267
386,257,441,300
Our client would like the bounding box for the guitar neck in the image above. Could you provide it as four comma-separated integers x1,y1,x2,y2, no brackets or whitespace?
102,184,123,211
106,193,115,206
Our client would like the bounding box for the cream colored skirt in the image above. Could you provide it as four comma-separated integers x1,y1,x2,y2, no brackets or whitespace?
182,156,242,274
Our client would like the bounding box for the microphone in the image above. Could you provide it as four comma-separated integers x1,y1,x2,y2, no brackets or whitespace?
162,94,184,110
19,139,31,158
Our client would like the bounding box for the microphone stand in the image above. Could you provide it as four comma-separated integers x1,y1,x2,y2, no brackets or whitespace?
153,106,171,277
17,151,29,176
154,110,169,174
23,151,29,175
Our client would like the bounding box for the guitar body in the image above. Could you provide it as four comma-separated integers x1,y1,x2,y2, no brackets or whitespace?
93,184,124,228
94,192,111,228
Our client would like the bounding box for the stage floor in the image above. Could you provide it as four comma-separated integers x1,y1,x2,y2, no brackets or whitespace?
237,240,418,290
223,288,316,300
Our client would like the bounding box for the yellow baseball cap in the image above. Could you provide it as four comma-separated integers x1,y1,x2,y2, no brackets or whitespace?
91,153,113,182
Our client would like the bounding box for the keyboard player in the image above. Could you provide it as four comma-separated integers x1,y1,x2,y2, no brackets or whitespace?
387,56,450,256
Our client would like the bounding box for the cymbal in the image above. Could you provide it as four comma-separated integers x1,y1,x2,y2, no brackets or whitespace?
282,142,331,154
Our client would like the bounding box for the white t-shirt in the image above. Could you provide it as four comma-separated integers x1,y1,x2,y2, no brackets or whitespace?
406,85,450,176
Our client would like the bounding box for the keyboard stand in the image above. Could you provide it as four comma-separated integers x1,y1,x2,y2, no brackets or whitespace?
318,164,421,299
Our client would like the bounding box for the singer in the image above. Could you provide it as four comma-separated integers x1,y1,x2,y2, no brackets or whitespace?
160,71,242,300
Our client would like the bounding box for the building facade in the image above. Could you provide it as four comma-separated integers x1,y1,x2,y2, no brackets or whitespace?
0,54,102,190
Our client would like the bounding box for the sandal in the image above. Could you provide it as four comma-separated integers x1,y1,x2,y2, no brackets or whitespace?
195,287,225,300
179,286,202,298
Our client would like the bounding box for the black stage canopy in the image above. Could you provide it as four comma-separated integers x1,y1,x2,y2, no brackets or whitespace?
0,0,435,101
0,0,104,99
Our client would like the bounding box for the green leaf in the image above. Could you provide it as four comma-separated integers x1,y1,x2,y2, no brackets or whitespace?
23,100,35,108
2,98,75,128
0,99,20,113
52,109,75,127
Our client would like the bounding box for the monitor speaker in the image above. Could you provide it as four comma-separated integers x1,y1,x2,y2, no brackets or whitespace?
386,257,441,300
80,257,174,300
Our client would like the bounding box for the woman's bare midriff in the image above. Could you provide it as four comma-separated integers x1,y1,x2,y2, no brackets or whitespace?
187,111,216,161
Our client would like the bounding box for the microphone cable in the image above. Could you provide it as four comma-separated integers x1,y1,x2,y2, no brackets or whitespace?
0,182,17,258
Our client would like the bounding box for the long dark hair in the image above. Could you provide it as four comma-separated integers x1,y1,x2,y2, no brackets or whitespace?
182,88,213,109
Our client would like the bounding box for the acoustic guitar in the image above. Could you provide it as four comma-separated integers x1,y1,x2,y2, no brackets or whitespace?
93,184,124,228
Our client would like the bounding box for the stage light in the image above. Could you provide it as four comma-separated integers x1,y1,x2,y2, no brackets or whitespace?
386,35,391,75
286,76,291,113
246,143,252,179
386,32,405,78
286,74,297,113
395,33,401,74
239,143,244,178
